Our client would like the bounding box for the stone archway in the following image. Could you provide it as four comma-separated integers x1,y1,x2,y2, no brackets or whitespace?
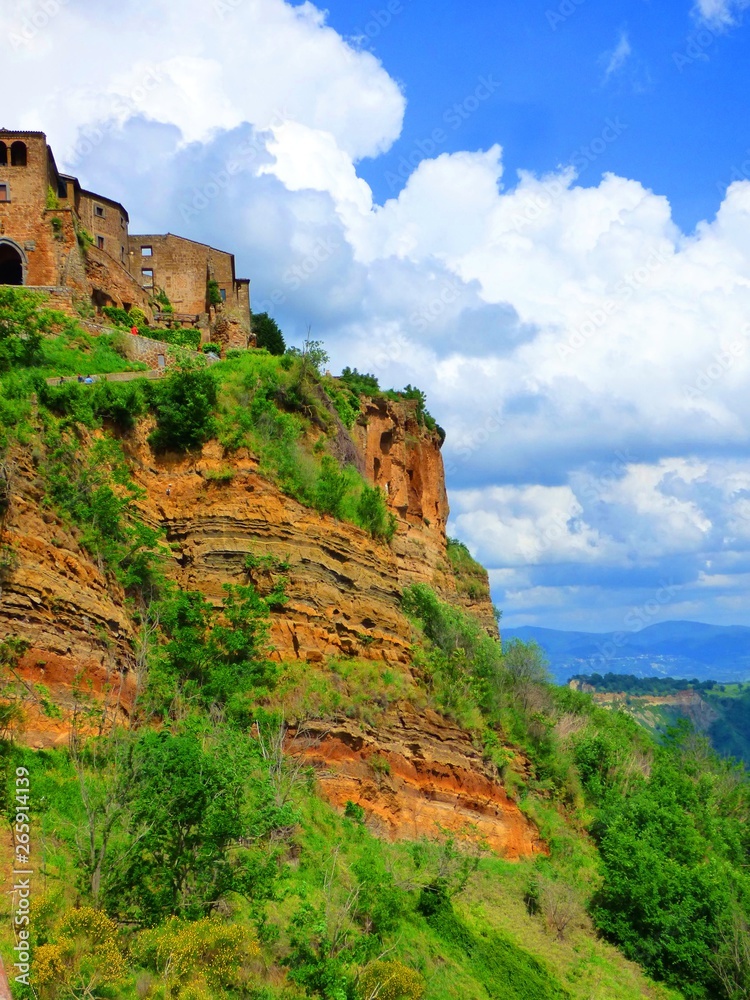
0,240,26,286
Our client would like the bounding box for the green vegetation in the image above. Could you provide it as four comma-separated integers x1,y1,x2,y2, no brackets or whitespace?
253,312,287,355
403,586,750,1000
149,360,218,453
159,325,202,350
3,286,748,1000
571,673,722,696
574,673,750,767
446,537,491,602
208,279,223,307
337,366,444,438
215,349,396,541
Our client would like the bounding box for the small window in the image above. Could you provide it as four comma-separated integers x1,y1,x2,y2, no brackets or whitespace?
141,246,153,257
94,204,105,218
121,246,126,263
220,288,227,303
120,216,126,229
0,184,8,203
97,236,105,250
0,143,7,167
142,268,154,288
10,142,27,167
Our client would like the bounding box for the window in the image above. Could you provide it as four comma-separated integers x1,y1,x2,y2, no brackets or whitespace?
120,216,126,229
0,143,6,167
94,204,105,218
220,288,227,303
10,142,27,167
97,236,105,250
0,184,8,203
141,246,153,257
121,246,126,263
142,268,154,288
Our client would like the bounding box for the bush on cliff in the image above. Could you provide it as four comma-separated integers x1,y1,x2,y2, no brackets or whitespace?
253,311,286,355
148,359,218,452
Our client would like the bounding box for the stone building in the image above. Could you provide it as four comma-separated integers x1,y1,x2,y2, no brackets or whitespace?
129,233,251,326
0,128,251,335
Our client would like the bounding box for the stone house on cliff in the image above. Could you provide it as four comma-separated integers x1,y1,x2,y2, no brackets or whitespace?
0,129,251,335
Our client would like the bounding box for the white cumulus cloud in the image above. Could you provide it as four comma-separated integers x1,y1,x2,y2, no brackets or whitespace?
3,0,750,629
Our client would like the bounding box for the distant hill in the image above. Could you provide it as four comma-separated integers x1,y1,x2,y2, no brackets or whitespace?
502,621,750,684
567,672,750,766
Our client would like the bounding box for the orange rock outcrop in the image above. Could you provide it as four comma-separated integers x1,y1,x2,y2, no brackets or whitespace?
291,707,546,858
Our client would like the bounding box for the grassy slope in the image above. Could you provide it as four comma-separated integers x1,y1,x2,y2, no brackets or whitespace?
0,296,720,1000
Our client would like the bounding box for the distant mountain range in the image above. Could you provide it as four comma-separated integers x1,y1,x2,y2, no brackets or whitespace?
502,621,750,684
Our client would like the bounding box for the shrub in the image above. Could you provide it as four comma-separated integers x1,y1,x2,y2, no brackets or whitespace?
101,305,132,328
208,279,223,307
0,286,52,371
204,466,234,483
356,961,425,1000
356,483,396,541
202,341,221,354
39,378,150,431
339,367,380,396
149,361,218,453
253,312,286,355
32,907,127,999
134,916,258,995
159,326,202,350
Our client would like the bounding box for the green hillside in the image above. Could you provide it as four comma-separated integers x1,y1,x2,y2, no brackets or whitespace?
1,290,748,1000
572,673,750,766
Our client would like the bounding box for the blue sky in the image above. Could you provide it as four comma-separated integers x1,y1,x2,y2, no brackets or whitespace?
3,0,750,632
324,0,750,231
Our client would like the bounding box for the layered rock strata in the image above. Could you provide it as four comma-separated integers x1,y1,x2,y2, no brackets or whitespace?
291,706,546,858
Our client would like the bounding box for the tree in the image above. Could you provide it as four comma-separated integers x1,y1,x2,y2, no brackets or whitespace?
0,286,62,371
148,360,218,453
106,730,246,923
252,311,286,355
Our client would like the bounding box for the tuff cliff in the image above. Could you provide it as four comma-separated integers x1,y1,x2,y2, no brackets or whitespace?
0,395,494,723
0,391,528,855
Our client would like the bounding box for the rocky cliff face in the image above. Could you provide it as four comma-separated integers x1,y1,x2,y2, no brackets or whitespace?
0,397,522,853
352,397,497,636
291,706,546,858
1,397,494,690
0,447,137,747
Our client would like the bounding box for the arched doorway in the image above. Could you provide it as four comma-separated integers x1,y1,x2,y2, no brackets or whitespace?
0,241,25,286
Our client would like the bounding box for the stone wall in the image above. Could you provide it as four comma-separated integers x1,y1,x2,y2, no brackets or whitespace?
84,244,153,317
79,191,130,269
117,331,172,369
0,133,63,286
128,233,250,329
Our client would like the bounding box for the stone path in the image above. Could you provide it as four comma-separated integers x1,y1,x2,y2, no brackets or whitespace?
45,369,166,386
